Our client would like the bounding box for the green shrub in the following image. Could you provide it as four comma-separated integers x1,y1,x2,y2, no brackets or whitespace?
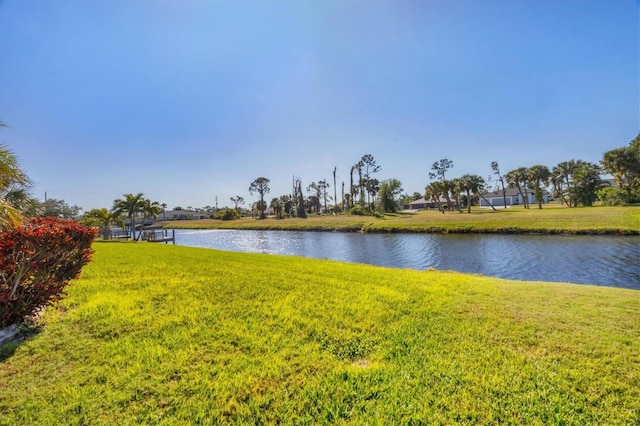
213,208,240,221
349,205,384,218
597,187,633,206
348,205,369,216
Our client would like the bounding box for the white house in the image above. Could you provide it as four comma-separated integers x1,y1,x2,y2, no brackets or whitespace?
479,187,548,207
161,210,209,220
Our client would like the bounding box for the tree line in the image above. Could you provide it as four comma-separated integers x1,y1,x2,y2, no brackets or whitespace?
245,134,640,218
1,125,96,328
2,133,638,230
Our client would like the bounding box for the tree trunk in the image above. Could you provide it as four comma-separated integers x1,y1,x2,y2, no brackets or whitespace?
515,183,526,208
432,195,443,213
566,176,573,207
333,167,338,214
101,226,111,240
443,192,455,213
130,213,137,241
478,193,498,211
520,180,528,208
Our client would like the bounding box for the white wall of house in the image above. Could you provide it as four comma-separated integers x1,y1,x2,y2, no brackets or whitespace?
162,210,207,220
480,190,547,207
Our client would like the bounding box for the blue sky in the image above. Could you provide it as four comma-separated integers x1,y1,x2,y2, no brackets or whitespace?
1,0,638,211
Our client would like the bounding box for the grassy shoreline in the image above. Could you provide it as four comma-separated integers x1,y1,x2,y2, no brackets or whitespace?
1,242,639,424
161,205,640,235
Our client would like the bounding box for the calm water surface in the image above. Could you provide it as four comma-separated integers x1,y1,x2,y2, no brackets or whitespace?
174,230,640,289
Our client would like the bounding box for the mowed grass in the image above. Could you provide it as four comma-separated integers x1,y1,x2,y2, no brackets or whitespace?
1,242,639,424
164,205,640,234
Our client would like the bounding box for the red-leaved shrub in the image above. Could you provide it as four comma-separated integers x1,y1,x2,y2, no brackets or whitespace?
0,217,97,327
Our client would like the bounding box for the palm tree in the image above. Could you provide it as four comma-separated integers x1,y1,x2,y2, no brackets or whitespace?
601,135,640,195
551,160,576,207
270,197,283,218
81,208,123,240
506,167,530,208
449,178,464,213
161,203,168,221
527,165,551,209
141,198,162,225
306,182,321,213
460,174,487,213
3,188,32,212
440,180,457,212
571,161,603,206
112,193,145,240
425,181,445,213
318,179,331,213
0,143,32,230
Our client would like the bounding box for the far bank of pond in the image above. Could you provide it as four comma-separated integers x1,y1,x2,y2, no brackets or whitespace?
162,206,640,235
172,229,640,290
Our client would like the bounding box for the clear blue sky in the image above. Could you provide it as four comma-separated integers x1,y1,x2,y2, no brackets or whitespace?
1,0,638,211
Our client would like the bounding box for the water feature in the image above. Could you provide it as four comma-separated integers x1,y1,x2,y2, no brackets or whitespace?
173,229,640,289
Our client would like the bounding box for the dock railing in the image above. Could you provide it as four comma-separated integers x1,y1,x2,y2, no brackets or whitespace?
141,229,175,244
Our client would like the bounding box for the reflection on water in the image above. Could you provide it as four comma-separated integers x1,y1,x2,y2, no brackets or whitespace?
174,230,640,289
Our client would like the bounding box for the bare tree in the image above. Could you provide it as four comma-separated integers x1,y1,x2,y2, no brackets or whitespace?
491,161,508,208
230,196,245,212
332,167,338,214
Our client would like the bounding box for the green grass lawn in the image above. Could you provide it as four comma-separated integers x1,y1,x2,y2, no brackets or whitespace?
163,205,640,234
1,242,639,424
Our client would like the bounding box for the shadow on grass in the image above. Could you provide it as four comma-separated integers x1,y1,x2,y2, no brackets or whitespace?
0,323,42,362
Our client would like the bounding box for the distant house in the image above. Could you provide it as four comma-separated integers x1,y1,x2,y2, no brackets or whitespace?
162,210,208,220
479,187,548,207
403,197,449,211
263,207,275,216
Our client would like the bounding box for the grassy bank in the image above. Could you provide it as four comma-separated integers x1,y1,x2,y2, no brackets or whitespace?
1,242,638,424
163,205,640,234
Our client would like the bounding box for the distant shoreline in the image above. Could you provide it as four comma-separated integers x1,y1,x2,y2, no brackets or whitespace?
156,205,640,236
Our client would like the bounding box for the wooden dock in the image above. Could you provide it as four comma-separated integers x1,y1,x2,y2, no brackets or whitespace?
141,229,176,244
110,229,131,240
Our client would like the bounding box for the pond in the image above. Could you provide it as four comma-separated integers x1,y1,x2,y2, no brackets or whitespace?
173,229,640,290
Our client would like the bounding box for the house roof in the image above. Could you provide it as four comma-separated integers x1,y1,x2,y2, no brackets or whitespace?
407,198,428,205
406,196,448,205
